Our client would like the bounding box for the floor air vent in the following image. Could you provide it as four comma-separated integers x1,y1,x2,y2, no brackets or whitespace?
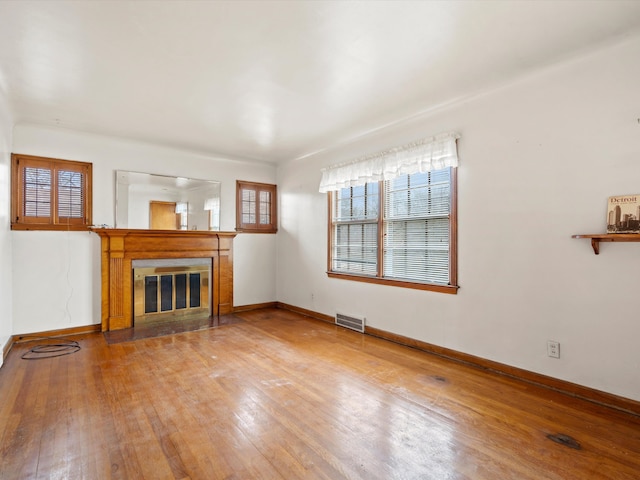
335,313,365,333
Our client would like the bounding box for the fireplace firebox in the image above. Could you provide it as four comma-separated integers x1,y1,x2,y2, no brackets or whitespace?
133,259,211,325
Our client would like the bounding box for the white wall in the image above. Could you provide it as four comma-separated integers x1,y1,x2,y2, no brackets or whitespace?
277,35,640,401
0,87,13,365
11,126,277,334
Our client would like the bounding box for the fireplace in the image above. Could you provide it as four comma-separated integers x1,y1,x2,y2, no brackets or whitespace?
133,259,211,325
93,229,236,331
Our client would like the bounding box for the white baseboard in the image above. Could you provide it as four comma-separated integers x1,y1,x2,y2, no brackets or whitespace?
0,335,11,368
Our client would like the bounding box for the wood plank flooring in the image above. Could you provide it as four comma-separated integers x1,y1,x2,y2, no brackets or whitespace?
1,307,640,479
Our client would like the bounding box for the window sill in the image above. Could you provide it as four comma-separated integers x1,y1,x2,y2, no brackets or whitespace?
235,228,278,234
327,271,459,294
11,223,92,232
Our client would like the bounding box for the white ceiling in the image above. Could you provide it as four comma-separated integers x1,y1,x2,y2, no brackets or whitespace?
1,1,640,164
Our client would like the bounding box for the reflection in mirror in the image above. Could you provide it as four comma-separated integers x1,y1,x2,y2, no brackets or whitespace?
115,171,221,231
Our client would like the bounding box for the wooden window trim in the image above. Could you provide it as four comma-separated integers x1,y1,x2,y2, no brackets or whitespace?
11,153,93,231
327,271,459,294
236,180,277,234
327,168,458,294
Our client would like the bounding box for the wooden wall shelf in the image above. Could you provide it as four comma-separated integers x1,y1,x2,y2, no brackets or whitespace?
571,233,640,255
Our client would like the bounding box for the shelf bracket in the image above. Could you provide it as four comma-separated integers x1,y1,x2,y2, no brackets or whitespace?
590,238,600,255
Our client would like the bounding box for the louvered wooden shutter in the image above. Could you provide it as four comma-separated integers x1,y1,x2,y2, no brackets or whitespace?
236,181,278,233
57,167,86,222
12,154,92,229
23,164,52,221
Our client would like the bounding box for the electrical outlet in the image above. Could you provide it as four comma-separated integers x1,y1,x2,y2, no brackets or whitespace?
547,340,560,358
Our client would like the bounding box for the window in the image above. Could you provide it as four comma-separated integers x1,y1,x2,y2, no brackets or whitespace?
236,180,277,233
204,197,220,231
328,167,457,293
11,153,93,231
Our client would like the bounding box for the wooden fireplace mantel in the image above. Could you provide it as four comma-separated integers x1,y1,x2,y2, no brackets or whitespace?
92,228,236,331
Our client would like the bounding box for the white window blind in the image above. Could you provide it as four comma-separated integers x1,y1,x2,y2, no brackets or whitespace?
384,170,451,284
332,184,379,275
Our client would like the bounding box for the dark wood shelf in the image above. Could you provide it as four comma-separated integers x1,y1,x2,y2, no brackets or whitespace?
571,233,640,254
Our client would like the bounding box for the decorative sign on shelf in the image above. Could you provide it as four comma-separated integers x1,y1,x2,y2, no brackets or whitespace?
607,194,640,233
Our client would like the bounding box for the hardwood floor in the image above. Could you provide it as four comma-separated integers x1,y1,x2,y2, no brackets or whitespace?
1,307,640,479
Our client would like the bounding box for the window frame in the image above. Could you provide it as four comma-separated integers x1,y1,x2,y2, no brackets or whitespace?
236,180,278,233
327,167,458,294
11,153,93,231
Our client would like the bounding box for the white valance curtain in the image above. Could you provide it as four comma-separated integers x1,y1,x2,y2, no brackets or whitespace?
318,131,460,193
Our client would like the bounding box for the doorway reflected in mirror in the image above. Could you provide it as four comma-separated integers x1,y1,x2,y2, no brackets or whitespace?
115,170,221,230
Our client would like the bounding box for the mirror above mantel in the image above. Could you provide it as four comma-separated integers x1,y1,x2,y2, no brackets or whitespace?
115,170,221,231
